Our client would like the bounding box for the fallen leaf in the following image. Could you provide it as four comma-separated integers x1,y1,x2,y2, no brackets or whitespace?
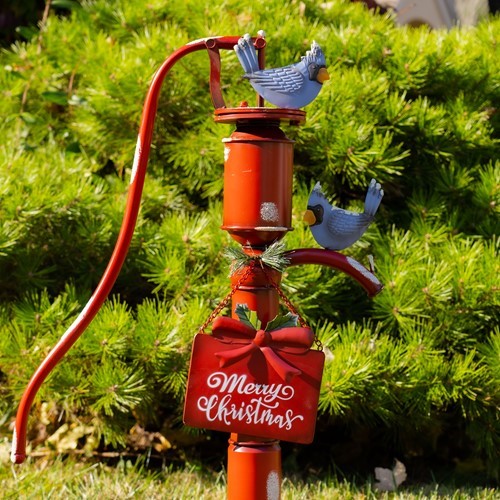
0,438,11,464
128,424,172,452
47,423,95,453
374,459,407,491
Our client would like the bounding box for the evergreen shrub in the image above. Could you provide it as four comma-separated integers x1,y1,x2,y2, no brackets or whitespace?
0,0,498,481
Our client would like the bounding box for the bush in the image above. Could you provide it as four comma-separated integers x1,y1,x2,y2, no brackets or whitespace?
0,0,498,481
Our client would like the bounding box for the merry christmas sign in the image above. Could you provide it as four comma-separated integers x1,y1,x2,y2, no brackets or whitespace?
183,312,325,444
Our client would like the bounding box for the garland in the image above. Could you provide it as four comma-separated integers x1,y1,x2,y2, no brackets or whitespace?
223,241,290,275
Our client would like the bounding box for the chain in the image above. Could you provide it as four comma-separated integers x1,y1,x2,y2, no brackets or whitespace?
259,262,323,351
314,335,323,352
198,260,257,334
258,263,307,328
198,255,323,351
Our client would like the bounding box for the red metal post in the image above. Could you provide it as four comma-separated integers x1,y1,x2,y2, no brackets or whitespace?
216,107,306,500
227,434,282,500
215,106,382,499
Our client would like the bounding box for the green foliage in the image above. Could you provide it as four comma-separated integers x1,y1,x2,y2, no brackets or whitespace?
0,0,498,480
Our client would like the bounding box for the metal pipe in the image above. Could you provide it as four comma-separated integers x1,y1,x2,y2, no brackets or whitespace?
284,248,384,297
227,434,281,500
10,35,249,465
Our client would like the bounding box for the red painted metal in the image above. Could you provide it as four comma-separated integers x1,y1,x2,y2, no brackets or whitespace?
285,248,384,297
220,109,304,246
11,33,384,500
227,435,282,500
11,35,265,465
183,318,324,443
206,35,267,109
216,108,383,498
230,264,281,327
217,109,305,499
214,106,306,125
256,35,266,107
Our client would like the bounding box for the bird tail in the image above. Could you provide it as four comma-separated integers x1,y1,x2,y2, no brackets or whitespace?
364,179,384,216
234,33,260,74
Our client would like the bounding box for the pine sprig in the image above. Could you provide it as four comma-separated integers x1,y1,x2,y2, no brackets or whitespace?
224,241,290,275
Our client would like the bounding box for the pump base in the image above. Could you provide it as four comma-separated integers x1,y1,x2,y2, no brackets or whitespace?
227,434,282,500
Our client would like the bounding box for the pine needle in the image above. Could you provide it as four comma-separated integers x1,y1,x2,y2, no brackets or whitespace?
223,241,290,275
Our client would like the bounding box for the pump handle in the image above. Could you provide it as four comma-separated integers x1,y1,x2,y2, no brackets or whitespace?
11,35,265,464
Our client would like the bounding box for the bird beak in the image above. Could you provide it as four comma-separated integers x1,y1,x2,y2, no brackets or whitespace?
303,209,317,226
317,67,330,83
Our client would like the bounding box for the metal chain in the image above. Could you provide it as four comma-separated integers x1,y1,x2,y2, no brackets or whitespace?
259,262,323,351
258,263,307,328
198,256,323,351
313,335,323,352
198,260,257,334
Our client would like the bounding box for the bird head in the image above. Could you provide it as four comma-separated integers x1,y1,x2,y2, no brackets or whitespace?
303,41,330,84
303,182,329,226
303,204,323,226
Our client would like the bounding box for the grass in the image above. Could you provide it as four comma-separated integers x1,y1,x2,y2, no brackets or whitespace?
0,455,497,499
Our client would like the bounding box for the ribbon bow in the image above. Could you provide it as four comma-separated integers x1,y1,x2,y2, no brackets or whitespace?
211,317,314,383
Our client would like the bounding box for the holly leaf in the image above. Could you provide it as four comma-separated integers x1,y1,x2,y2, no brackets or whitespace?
234,304,261,330
265,312,298,332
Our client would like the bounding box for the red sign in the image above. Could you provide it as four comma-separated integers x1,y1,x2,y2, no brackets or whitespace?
183,318,325,444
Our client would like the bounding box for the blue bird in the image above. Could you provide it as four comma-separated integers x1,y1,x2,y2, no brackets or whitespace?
303,179,384,250
234,33,330,109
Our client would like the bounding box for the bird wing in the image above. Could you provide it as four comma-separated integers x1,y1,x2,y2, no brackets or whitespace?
327,209,373,235
246,65,305,95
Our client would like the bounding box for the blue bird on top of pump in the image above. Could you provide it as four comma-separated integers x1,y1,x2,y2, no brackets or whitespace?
234,32,330,109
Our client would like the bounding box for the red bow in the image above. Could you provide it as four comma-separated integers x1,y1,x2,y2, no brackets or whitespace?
211,317,314,382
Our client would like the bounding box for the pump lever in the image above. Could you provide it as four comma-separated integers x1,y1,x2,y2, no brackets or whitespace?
10,33,266,465
205,35,266,109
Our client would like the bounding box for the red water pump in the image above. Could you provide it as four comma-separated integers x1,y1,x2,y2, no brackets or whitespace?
12,33,382,500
